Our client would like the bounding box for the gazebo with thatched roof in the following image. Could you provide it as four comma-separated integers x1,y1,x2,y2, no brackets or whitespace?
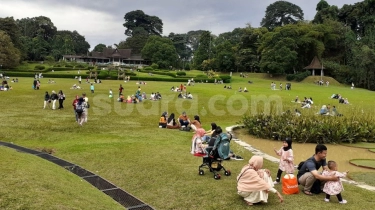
304,56,325,76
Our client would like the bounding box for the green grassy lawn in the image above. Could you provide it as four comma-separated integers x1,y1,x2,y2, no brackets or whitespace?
349,159,375,169
348,172,375,187
1,73,375,209
341,142,375,149
0,147,124,210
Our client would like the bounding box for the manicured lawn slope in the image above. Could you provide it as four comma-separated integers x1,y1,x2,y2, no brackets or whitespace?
1,74,374,209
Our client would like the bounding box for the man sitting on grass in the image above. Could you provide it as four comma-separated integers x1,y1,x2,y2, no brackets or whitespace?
179,111,190,127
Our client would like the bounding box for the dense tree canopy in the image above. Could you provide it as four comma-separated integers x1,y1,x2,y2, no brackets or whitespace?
0,30,21,68
141,36,178,68
121,10,163,54
313,0,339,24
123,10,163,37
2,1,375,91
192,31,213,70
93,43,106,52
260,0,304,30
0,17,25,58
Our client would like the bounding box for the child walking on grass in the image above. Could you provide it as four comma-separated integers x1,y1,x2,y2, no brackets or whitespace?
323,161,348,204
273,137,294,184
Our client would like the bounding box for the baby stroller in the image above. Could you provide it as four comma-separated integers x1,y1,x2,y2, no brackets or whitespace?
198,133,232,180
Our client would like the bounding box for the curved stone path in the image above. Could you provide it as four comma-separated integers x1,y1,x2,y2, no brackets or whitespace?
0,141,154,210
226,125,375,192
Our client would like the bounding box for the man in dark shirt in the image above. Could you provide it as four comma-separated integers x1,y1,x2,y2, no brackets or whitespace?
297,144,339,195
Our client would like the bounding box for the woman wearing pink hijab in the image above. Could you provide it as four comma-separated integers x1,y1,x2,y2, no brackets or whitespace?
237,156,283,206
190,128,207,156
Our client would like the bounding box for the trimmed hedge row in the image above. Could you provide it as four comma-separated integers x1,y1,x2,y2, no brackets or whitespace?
286,71,311,82
4,70,230,83
242,113,375,144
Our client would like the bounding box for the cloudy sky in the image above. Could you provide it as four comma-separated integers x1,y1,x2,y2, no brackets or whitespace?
1,0,360,49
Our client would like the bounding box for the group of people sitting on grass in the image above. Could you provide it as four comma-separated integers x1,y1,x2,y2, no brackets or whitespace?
158,111,192,129
318,104,342,116
1,80,12,91
150,92,162,100
11,78,19,83
171,84,188,92
47,79,56,84
136,81,147,85
187,78,195,86
238,87,249,92
158,111,244,160
297,97,314,108
239,72,248,78
223,85,232,89
70,84,83,89
178,92,193,99
331,94,350,104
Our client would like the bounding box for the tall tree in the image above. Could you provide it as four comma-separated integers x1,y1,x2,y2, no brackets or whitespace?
93,43,107,52
122,10,163,54
192,31,213,70
168,33,193,68
346,29,375,90
313,0,339,24
186,30,206,52
338,0,375,38
0,30,21,68
16,16,57,41
214,40,236,72
0,17,25,58
237,26,268,72
53,30,90,55
260,37,298,75
261,1,304,30
118,35,148,54
123,10,163,36
141,36,178,68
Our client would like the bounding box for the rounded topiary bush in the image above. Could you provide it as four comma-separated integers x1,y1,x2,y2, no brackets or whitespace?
176,71,186,76
34,65,45,70
220,75,231,81
286,74,295,81
294,71,311,82
151,63,159,70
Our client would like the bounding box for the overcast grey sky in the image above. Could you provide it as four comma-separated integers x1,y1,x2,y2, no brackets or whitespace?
1,0,360,49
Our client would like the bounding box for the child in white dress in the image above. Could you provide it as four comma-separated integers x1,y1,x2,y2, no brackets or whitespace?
322,161,348,204
273,137,294,184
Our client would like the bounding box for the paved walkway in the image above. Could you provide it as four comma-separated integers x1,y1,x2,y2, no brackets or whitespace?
226,125,375,192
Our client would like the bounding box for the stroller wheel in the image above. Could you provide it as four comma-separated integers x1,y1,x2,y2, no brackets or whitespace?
199,170,204,175
224,170,231,176
214,174,221,180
